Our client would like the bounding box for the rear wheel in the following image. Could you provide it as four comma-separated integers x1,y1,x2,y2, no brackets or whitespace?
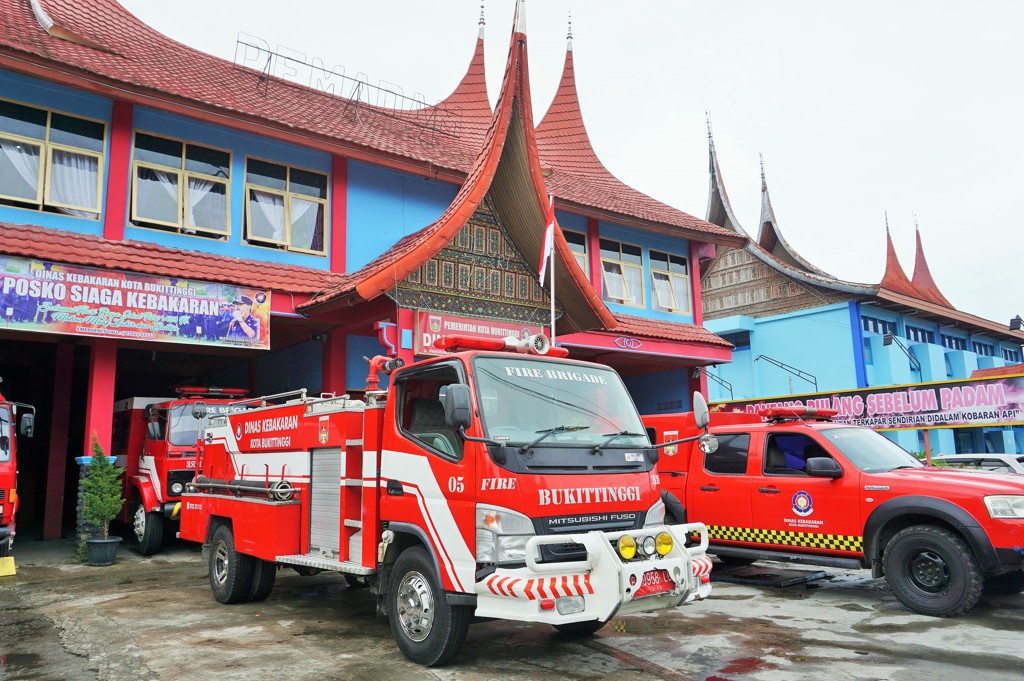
133,500,164,556
553,620,606,637
882,525,983,617
209,525,253,604
983,570,1024,597
388,547,470,667
248,559,277,602
0,536,10,558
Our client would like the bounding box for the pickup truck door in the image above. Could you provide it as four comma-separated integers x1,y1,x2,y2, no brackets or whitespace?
685,431,754,542
750,431,862,557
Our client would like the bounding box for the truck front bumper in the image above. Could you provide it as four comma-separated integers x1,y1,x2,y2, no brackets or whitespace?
473,523,713,625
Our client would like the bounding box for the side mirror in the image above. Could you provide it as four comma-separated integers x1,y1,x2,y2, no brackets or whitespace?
19,412,34,438
192,401,208,420
692,391,710,430
443,384,473,431
146,420,162,440
699,433,719,454
806,457,843,479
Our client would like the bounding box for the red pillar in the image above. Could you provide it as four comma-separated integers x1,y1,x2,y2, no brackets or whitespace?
322,330,347,394
689,242,704,326
103,100,134,241
330,155,348,273
587,217,601,298
42,341,74,539
82,340,117,457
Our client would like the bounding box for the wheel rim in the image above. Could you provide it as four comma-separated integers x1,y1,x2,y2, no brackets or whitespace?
213,543,229,588
907,549,950,593
396,570,434,643
133,504,146,542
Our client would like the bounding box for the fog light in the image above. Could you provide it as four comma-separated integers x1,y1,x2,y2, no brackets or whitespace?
617,534,637,560
656,532,673,556
641,535,656,556
170,482,184,495
555,596,585,615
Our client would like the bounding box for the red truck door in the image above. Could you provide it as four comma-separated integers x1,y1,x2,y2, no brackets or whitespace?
685,431,754,538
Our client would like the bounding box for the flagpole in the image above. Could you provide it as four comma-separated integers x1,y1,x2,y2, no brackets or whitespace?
549,237,556,343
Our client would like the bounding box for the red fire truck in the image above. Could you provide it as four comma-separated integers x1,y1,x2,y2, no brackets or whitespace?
0,380,34,559
180,335,715,666
112,386,247,555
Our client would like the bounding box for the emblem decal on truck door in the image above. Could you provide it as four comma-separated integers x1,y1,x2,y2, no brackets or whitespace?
792,491,814,517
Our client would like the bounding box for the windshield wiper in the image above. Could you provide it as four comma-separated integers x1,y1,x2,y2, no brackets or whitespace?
520,425,589,454
592,430,646,454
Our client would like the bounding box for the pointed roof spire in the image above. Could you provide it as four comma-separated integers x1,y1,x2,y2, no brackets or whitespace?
910,217,954,307
704,114,748,236
567,10,573,47
878,217,921,297
430,5,493,146
514,0,527,34
479,1,486,38
755,157,831,276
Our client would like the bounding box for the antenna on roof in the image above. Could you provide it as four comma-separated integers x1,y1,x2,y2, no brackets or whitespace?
567,10,573,41
705,110,713,140
885,211,890,234
759,153,765,179
913,211,919,231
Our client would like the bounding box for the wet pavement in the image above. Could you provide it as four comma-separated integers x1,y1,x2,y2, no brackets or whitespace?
1,536,1022,680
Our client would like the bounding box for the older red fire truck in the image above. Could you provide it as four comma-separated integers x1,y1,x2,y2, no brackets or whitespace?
0,380,34,561
112,387,247,555
180,335,715,666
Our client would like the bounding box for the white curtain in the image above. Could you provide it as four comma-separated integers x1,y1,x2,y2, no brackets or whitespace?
0,138,41,201
187,177,227,233
652,271,676,310
136,167,179,224
624,265,643,306
289,197,324,250
50,149,99,217
250,189,285,241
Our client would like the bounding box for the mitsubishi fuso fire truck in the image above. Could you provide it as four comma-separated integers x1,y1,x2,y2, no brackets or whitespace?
180,334,715,666
112,387,247,555
0,378,35,562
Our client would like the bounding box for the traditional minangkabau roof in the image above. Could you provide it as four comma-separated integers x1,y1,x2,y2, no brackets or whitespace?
877,217,923,298
756,158,832,277
297,0,614,334
426,8,493,149
534,33,743,247
910,222,953,307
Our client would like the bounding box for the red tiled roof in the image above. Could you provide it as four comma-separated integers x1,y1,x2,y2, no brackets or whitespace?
0,222,342,294
430,32,492,149
535,44,743,246
878,229,922,298
612,314,733,348
971,364,1024,379
911,228,953,307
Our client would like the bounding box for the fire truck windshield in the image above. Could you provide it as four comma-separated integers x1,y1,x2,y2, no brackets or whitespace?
821,427,924,472
472,356,648,448
166,403,236,446
0,406,10,461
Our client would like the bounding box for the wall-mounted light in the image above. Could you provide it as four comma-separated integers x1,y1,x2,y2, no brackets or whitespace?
882,333,922,372
1011,315,1023,331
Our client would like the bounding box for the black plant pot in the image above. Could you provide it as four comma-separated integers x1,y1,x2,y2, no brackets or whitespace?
85,536,122,566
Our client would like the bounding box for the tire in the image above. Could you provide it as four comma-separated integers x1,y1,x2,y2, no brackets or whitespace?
0,536,10,558
882,525,983,617
388,547,470,667
983,570,1024,597
209,525,254,604
133,501,164,556
553,620,606,637
248,559,277,602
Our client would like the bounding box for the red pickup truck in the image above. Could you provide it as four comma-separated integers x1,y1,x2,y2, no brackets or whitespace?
642,406,1024,617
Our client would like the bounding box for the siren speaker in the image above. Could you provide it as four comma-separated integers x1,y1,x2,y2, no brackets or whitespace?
505,334,550,355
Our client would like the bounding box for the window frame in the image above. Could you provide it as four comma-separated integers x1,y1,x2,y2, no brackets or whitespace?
972,341,995,357
243,155,329,256
649,248,691,315
1001,348,1021,363
599,238,645,308
905,325,935,344
563,228,588,276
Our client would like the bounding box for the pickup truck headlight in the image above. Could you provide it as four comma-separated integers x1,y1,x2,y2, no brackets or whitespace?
984,495,1024,518
644,499,666,528
476,504,535,564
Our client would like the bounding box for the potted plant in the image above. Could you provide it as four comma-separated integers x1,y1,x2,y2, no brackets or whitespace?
80,434,125,566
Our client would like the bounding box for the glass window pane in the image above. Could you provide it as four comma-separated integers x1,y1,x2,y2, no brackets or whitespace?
135,166,180,223
573,253,587,272
246,158,287,190
564,230,586,250
623,264,643,305
135,133,183,168
599,238,619,260
652,271,676,309
49,149,99,210
289,197,324,251
669,255,688,275
622,243,643,266
671,274,690,313
185,145,230,178
289,167,327,199
0,138,42,200
602,261,627,301
186,177,227,232
0,100,46,140
248,188,285,241
650,250,668,269
50,113,104,152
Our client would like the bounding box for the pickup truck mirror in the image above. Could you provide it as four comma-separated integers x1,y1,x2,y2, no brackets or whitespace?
19,412,34,438
806,456,842,479
699,433,719,454
693,391,710,429
192,400,208,420
443,384,473,431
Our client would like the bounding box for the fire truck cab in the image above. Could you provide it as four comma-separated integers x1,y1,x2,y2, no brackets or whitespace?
112,386,247,555
180,335,714,666
0,381,34,560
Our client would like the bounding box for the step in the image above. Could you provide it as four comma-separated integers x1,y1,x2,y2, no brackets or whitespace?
275,553,375,575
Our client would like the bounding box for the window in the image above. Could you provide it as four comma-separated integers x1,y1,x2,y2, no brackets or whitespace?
564,229,588,275
0,99,105,218
972,341,995,357
396,362,464,460
905,326,935,344
1002,348,1021,363
244,158,327,255
863,338,873,364
861,315,896,335
131,132,230,237
649,249,691,314
722,331,750,348
942,334,966,351
600,238,643,307
704,433,750,475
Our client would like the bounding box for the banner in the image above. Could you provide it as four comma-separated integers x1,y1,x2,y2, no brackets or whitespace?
415,311,543,356
713,373,1024,430
0,256,270,350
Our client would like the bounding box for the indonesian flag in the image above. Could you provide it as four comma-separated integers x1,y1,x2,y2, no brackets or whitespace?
538,194,555,283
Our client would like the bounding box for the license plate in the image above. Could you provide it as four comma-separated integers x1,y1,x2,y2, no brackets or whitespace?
633,568,674,598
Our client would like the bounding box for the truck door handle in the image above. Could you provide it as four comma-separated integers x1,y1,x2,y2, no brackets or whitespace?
669,471,684,477
758,487,781,494
386,479,404,496
699,485,719,492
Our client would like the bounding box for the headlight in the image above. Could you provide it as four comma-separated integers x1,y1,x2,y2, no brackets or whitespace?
476,505,535,564
170,482,184,495
644,499,666,528
985,495,1024,518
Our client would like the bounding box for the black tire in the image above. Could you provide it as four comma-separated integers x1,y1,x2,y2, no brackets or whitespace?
0,536,10,558
983,571,1024,597
553,620,606,637
388,547,470,667
133,500,164,556
209,525,254,604
715,554,756,569
248,559,277,602
882,525,983,617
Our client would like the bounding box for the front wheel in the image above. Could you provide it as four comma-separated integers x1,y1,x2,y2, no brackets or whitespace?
133,501,164,556
209,525,254,604
882,525,983,617
388,547,470,667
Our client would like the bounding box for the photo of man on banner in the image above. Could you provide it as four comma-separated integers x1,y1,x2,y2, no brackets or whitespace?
222,295,259,340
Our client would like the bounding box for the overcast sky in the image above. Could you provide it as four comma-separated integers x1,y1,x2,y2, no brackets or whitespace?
117,0,1022,330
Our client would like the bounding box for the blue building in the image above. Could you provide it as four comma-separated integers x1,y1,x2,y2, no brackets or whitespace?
701,133,1024,456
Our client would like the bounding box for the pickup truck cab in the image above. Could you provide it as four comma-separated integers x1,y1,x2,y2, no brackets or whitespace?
642,407,1024,617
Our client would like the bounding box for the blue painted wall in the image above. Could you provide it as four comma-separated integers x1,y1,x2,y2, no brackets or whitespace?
255,340,323,395
623,367,693,415
346,334,389,392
